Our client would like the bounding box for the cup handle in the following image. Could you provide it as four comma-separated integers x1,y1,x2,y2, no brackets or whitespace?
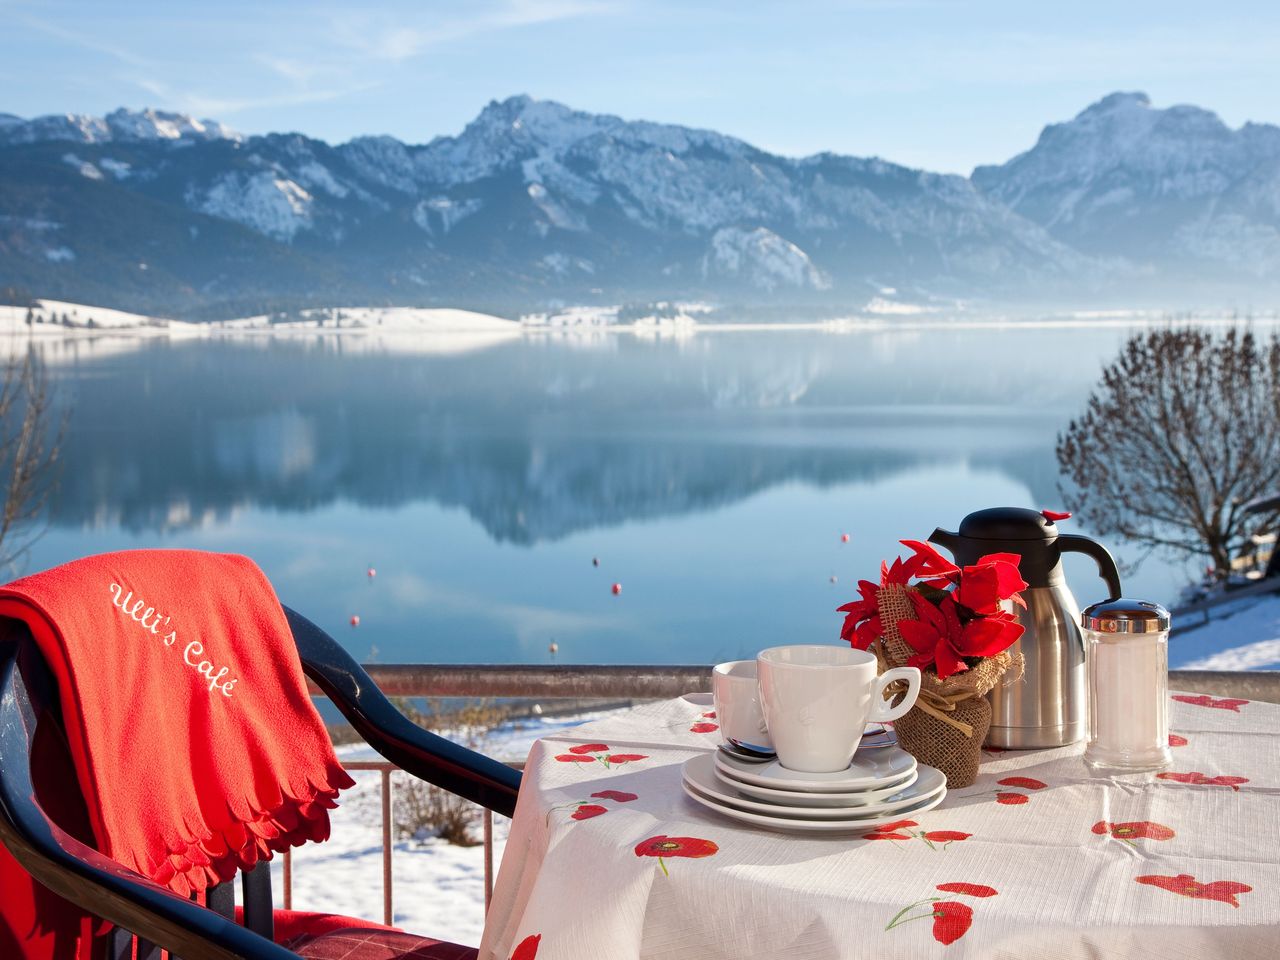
870,667,922,723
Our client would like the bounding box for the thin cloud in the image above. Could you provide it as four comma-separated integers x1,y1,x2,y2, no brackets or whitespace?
131,76,382,118
333,0,620,63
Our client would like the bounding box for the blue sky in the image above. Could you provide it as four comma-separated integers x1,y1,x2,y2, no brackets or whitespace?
2,0,1277,173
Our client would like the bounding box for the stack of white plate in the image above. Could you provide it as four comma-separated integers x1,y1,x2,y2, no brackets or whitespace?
681,743,947,833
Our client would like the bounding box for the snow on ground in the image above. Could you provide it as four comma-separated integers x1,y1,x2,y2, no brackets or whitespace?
276,707,625,946
1173,593,1280,670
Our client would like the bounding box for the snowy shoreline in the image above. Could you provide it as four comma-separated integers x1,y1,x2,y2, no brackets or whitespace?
4,298,1280,350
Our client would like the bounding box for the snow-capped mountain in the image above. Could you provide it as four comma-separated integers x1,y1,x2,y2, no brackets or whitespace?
972,92,1280,281
1,93,1277,316
0,107,240,145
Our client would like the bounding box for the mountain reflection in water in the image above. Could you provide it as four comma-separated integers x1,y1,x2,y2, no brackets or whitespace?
49,329,1095,539
30,325,1190,663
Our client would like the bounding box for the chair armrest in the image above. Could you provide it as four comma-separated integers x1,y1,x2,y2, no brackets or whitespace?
0,641,297,960
286,608,522,818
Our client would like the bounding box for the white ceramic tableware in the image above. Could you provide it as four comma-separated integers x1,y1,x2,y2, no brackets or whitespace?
684,754,944,819
682,775,947,834
712,659,774,754
714,744,917,793
719,765,920,808
757,645,920,773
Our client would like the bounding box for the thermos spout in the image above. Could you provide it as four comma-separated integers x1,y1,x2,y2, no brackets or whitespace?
928,527,961,556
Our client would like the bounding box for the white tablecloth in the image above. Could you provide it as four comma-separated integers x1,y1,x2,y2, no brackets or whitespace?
480,692,1280,960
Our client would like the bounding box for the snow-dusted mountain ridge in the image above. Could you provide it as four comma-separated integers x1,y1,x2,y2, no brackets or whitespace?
972,92,1280,277
2,92,1278,316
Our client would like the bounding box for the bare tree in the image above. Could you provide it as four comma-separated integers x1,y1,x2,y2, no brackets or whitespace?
0,345,64,569
1057,327,1280,581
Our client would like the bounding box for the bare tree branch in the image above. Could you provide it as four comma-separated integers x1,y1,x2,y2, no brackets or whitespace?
1056,327,1280,582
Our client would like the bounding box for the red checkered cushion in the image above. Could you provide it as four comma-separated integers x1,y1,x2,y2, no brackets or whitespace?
287,926,478,960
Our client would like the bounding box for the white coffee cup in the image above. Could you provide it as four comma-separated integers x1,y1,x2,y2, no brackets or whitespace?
757,645,921,773
712,660,773,753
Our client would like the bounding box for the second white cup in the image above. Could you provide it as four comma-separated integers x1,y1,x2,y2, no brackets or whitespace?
757,644,921,773
712,660,773,753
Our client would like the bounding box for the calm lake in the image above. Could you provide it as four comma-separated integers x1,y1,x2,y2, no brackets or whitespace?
22,323,1238,669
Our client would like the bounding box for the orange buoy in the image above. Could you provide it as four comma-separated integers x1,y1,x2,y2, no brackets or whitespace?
841,533,850,543
367,567,377,578
349,615,360,627
611,583,622,595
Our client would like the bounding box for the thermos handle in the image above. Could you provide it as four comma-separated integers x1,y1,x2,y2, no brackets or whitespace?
1057,534,1122,600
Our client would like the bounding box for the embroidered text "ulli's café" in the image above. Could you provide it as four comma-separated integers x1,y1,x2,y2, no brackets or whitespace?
109,582,238,698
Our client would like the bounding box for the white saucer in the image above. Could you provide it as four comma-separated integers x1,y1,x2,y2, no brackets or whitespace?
715,745,917,793
683,775,946,834
684,754,944,819
724,765,920,807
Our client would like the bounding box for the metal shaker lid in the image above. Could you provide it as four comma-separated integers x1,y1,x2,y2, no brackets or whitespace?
1081,597,1170,633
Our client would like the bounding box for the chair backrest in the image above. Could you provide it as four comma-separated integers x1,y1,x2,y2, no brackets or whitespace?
0,605,521,959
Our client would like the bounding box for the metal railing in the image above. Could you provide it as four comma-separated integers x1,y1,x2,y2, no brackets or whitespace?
301,664,1280,926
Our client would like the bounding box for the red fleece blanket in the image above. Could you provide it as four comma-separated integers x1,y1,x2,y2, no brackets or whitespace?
0,550,354,906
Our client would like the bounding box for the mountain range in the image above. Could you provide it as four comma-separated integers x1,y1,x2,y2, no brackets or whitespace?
1,92,1278,317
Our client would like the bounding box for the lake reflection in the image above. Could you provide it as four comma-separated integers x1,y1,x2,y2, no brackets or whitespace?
28,326,1196,665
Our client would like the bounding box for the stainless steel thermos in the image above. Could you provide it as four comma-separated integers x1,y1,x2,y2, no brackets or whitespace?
929,507,1122,749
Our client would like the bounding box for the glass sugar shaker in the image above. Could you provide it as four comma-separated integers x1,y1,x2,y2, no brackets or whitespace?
1081,598,1172,774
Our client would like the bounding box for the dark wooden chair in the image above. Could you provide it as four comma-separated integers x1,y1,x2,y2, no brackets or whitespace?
0,606,522,959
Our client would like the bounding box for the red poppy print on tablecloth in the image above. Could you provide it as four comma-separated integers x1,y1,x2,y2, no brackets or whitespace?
553,744,648,769
1169,734,1188,747
1172,694,1249,712
996,792,1029,805
634,835,719,876
570,804,608,820
510,934,540,960
1136,874,1252,908
1092,821,1175,847
936,883,998,898
590,790,638,802
1157,771,1249,791
997,776,1047,790
864,820,970,850
689,722,719,733
886,882,997,945
702,711,716,719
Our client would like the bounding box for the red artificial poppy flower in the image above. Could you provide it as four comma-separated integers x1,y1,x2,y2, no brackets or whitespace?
591,790,638,802
997,776,1046,790
1172,694,1249,712
1136,874,1253,908
995,792,1028,805
510,934,541,960
1092,821,1175,841
899,540,962,586
838,578,884,650
955,554,1028,615
931,901,973,945
570,804,607,820
554,754,596,763
634,835,719,859
689,722,718,733
898,592,1024,679
1169,734,1188,747
936,882,998,898
606,753,647,764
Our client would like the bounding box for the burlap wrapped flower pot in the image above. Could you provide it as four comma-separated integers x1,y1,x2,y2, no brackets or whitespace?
874,584,1021,789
